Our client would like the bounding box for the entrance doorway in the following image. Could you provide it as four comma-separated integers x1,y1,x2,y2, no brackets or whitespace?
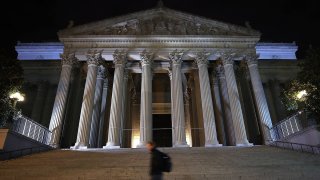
152,114,172,147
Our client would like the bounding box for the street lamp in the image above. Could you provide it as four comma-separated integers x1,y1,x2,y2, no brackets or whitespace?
296,90,308,126
9,92,24,109
296,90,307,100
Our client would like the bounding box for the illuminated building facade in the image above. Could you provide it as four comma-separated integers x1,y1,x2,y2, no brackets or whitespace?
15,6,298,148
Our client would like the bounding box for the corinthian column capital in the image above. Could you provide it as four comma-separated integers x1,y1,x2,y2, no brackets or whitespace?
97,65,107,79
245,53,259,66
215,63,224,78
140,49,154,66
60,52,78,66
86,50,104,65
216,50,239,65
169,49,185,64
195,50,210,66
113,49,128,65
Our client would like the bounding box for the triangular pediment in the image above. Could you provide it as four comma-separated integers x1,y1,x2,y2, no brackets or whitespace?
58,6,260,37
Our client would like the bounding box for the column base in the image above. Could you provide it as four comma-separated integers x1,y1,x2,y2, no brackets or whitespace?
205,143,223,147
236,143,253,147
70,143,88,150
136,143,147,148
103,142,120,149
103,145,120,149
49,143,59,148
173,142,189,148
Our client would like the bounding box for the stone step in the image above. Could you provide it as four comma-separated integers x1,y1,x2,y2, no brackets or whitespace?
0,146,319,179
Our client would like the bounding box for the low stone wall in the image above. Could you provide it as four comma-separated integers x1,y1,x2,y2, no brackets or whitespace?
0,128,52,152
284,125,320,146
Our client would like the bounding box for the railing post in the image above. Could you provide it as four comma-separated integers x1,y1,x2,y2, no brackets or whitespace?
22,119,27,135
289,119,294,134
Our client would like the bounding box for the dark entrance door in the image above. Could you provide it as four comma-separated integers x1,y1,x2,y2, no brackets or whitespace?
152,114,172,147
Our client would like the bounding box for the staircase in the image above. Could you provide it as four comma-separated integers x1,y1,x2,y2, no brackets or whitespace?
0,146,319,180
270,111,320,148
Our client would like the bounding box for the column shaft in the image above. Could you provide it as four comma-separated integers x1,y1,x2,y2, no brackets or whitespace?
222,58,251,146
97,78,109,148
73,64,98,148
247,56,273,142
104,50,127,148
169,50,188,147
139,58,153,147
48,53,76,148
72,50,102,149
89,65,106,148
195,52,221,147
216,65,236,145
212,77,226,145
168,70,176,146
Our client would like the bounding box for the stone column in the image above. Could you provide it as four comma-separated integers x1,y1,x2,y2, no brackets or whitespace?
169,50,189,147
246,53,273,142
97,77,109,148
120,70,129,147
184,80,193,147
220,53,251,146
31,81,48,122
211,74,226,145
194,51,221,147
168,69,176,146
89,65,106,148
138,50,154,147
48,52,77,148
104,50,127,149
216,64,236,146
72,50,103,149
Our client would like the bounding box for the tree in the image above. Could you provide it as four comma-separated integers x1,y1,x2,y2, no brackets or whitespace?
0,49,24,128
281,47,320,120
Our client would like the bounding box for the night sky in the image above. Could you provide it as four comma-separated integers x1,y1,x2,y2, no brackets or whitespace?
1,0,319,58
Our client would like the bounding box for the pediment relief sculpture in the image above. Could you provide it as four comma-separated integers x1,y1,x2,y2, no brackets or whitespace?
59,8,260,37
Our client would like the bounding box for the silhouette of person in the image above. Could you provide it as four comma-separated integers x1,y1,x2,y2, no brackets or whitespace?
146,141,163,180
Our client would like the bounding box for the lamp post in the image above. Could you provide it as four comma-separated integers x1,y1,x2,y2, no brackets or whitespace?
9,92,24,109
296,90,307,127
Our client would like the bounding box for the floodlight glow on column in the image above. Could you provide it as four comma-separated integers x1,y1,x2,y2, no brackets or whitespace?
10,92,25,101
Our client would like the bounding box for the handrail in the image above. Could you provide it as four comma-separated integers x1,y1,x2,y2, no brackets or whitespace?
11,113,52,146
0,146,52,161
269,110,318,141
267,140,320,154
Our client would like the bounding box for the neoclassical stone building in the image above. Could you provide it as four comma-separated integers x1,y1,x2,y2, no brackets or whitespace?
15,5,298,149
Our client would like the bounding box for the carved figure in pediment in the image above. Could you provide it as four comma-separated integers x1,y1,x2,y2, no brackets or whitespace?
172,20,187,35
140,19,153,34
186,22,197,35
152,16,170,35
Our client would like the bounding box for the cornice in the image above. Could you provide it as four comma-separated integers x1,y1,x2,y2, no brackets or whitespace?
59,36,259,49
